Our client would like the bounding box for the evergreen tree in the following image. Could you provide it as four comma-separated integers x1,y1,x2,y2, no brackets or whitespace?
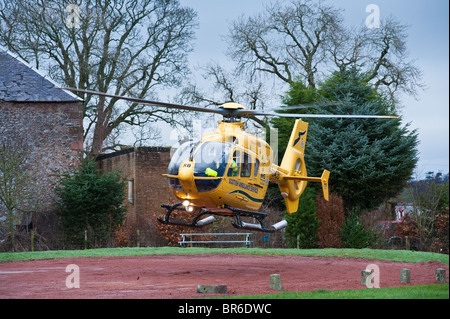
341,210,375,248
55,159,127,247
307,69,419,210
271,81,320,160
285,187,319,248
273,68,419,212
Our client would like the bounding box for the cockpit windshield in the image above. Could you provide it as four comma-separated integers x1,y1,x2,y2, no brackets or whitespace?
167,141,234,177
167,141,234,192
193,142,233,177
167,141,197,175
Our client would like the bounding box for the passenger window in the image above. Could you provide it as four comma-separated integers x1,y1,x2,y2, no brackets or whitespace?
241,152,251,177
254,158,260,177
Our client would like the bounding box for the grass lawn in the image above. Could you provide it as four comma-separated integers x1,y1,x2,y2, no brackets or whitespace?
222,283,449,299
0,247,448,265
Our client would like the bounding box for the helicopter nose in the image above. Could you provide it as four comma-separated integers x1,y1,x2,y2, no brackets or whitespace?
178,160,196,194
178,161,194,182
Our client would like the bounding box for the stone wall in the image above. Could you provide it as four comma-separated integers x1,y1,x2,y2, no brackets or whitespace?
0,101,83,217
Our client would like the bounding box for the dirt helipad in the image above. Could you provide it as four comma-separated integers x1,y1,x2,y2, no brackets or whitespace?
0,254,448,299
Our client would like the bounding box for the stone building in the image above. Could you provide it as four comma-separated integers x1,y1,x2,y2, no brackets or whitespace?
0,49,83,237
97,147,174,246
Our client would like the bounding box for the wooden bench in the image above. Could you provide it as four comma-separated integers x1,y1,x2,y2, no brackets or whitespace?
179,233,253,248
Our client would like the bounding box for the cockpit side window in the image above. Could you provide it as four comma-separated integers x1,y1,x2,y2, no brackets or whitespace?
254,158,260,177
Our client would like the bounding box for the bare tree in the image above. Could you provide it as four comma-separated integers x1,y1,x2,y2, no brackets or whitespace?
180,62,272,134
405,173,449,250
182,63,268,110
226,0,423,101
0,141,38,251
329,16,424,101
0,0,198,154
227,0,343,88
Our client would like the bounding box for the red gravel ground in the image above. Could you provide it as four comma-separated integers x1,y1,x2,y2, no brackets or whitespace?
0,254,448,299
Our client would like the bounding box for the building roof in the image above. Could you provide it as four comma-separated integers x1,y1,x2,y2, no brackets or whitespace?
0,49,82,102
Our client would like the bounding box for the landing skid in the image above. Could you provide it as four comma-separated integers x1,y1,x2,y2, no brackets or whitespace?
226,206,287,233
157,202,287,233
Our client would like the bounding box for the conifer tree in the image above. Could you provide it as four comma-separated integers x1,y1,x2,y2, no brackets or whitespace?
274,68,419,211
55,159,127,247
285,187,319,248
308,69,419,210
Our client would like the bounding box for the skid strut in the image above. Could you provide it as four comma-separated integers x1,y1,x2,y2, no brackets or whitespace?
157,203,216,227
157,202,287,233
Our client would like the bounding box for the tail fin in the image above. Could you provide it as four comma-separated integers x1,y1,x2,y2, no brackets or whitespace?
320,170,330,201
274,119,329,213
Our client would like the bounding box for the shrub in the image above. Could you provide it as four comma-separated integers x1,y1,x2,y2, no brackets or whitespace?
285,188,319,248
341,210,376,248
55,159,127,247
316,192,345,248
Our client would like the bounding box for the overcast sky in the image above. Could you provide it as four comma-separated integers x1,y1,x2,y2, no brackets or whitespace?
177,0,449,179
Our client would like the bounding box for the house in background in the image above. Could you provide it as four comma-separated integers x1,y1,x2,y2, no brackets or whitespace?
394,203,415,221
96,147,174,246
0,49,84,240
1,48,176,247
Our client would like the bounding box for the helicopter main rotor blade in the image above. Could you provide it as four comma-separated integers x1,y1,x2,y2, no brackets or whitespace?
272,102,345,111
61,87,398,119
60,87,225,115
242,110,398,119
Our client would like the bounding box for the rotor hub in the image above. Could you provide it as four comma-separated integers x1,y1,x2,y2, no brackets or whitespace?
220,102,246,122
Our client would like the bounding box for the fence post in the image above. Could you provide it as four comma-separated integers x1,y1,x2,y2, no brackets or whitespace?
436,269,446,283
270,274,282,290
400,269,410,283
31,230,34,252
361,270,372,286
84,230,88,249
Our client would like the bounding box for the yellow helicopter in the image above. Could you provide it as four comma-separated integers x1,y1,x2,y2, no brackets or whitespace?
63,88,396,232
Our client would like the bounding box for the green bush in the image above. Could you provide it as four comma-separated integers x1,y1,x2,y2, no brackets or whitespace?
285,188,319,248
55,159,127,248
341,210,375,248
